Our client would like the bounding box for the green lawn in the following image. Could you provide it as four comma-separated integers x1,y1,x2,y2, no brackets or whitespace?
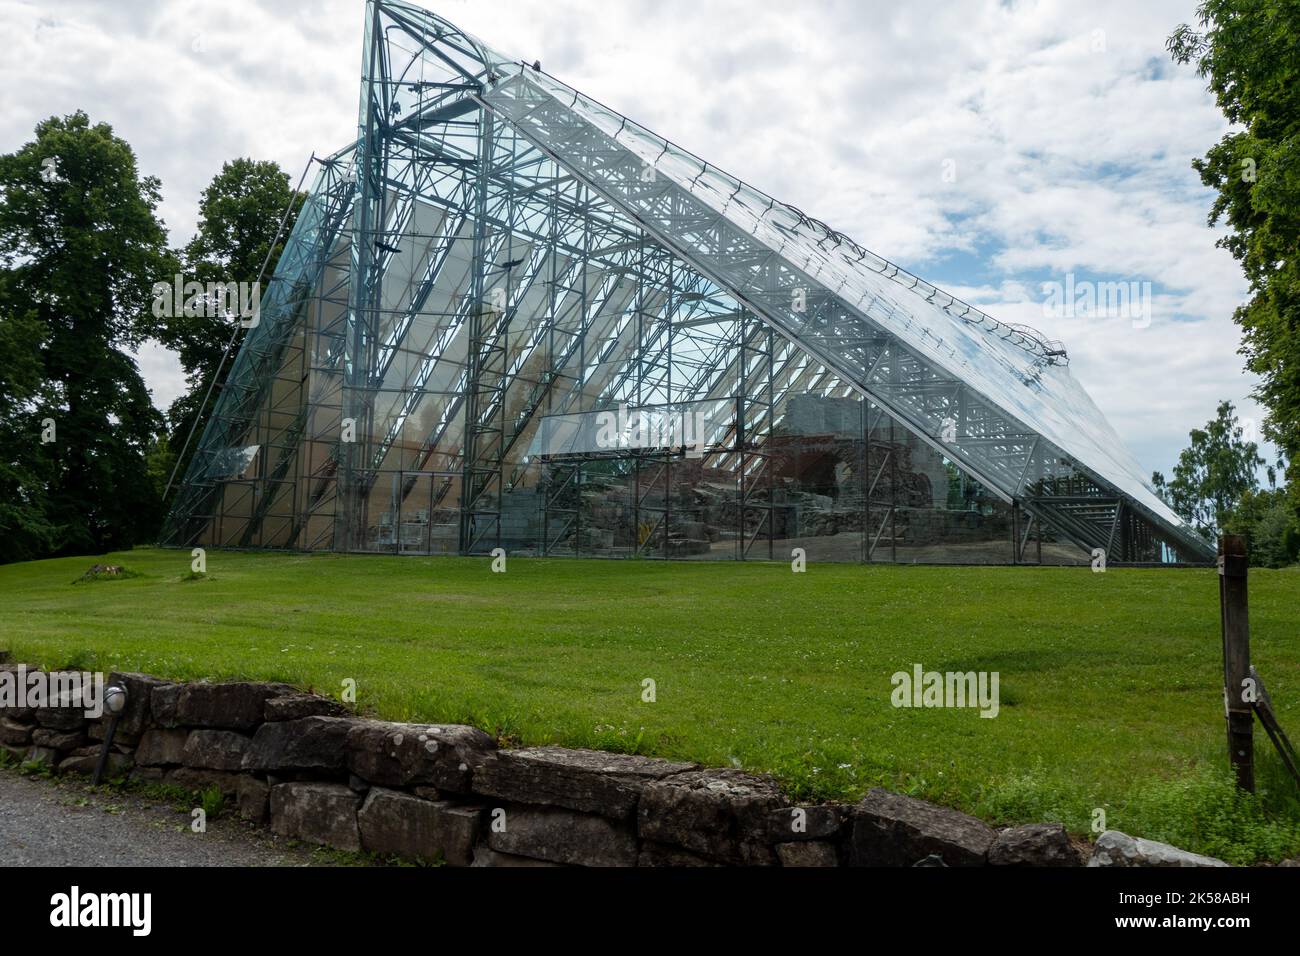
2,548,1298,863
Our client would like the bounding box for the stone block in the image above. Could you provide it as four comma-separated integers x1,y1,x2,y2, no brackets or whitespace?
989,824,1081,867
242,717,354,773
488,806,638,867
777,842,840,867
473,747,697,820
0,718,33,747
182,730,251,771
357,788,483,866
264,694,348,722
638,769,786,865
57,751,134,778
31,728,86,751
765,805,847,843
851,789,995,867
470,845,565,868
152,681,295,731
346,721,495,794
237,776,270,824
270,783,361,852
135,729,190,767
1088,831,1227,868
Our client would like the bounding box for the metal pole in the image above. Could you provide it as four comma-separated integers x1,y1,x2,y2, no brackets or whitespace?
91,715,120,786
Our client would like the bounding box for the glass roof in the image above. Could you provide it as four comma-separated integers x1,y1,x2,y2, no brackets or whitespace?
365,2,1213,558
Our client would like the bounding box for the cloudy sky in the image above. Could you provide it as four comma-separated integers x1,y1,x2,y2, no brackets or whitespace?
0,0,1271,478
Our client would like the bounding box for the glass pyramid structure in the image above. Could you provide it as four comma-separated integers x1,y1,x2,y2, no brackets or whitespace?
161,0,1214,566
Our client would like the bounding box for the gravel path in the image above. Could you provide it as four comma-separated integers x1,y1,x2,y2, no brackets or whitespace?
0,768,347,867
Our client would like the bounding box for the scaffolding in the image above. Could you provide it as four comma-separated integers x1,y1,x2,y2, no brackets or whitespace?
161,0,1215,567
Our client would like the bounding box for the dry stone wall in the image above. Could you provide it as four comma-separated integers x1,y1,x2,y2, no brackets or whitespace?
0,664,1208,867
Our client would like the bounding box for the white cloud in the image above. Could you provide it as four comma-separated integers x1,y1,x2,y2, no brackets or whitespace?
0,0,1263,476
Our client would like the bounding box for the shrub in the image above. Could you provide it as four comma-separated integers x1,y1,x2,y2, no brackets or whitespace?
1116,767,1299,866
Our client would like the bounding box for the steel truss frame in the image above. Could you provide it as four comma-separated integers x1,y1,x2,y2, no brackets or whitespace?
161,0,1214,567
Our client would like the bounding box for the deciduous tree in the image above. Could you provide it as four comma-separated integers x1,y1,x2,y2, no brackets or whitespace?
0,111,171,557
1169,1,1300,518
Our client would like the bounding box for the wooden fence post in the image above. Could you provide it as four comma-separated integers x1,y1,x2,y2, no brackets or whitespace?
1219,534,1255,793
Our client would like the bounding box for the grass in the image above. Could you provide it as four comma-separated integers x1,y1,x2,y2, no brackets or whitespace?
1,547,1298,863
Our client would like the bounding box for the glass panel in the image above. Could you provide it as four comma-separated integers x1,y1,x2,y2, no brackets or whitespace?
768,387,866,565
164,9,1211,567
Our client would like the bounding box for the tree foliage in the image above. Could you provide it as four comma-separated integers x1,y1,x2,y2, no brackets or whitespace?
1155,401,1297,564
1224,487,1300,566
0,281,56,563
0,111,171,558
1153,401,1266,537
1169,1,1300,517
